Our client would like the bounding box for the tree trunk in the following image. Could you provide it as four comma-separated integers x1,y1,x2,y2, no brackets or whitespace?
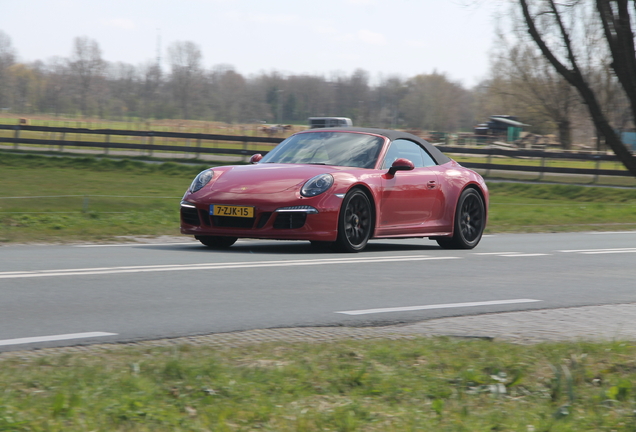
519,0,636,177
557,119,572,150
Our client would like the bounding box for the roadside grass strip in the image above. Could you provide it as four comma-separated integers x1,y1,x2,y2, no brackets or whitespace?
1,337,636,431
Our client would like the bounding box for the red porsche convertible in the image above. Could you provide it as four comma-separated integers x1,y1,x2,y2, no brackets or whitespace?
180,127,488,252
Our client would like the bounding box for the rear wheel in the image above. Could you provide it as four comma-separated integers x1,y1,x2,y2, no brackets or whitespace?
335,189,373,252
436,188,485,249
196,236,238,248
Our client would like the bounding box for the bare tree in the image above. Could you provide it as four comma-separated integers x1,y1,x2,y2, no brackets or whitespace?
107,62,140,119
492,20,579,149
209,65,247,123
284,74,332,122
518,0,636,176
68,36,105,116
373,75,406,128
0,30,16,110
167,41,203,119
400,72,467,131
9,63,41,113
139,61,163,120
41,57,71,116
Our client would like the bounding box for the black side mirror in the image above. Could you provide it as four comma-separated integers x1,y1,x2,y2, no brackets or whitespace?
388,158,415,175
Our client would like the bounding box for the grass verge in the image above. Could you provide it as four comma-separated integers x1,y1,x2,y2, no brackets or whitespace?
1,152,636,243
2,337,636,431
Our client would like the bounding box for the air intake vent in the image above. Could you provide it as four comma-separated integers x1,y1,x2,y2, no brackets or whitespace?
257,212,272,228
181,207,200,226
273,212,307,229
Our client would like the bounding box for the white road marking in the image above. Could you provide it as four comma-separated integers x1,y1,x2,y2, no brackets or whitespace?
75,242,197,248
335,299,542,315
0,332,117,347
501,253,551,257
473,252,551,257
589,231,636,235
0,255,460,280
560,248,636,254
472,252,520,255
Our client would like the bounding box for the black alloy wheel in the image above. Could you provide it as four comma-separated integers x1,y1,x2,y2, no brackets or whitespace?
336,189,373,252
437,188,485,249
195,235,238,248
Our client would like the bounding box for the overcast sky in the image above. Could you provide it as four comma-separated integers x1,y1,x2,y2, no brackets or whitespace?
1,0,499,87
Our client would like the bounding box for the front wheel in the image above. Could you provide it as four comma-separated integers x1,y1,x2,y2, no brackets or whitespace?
335,189,373,253
196,236,238,248
436,188,485,249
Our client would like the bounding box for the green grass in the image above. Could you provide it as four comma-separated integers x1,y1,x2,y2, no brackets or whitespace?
2,338,636,431
487,182,636,232
0,153,209,243
1,151,635,243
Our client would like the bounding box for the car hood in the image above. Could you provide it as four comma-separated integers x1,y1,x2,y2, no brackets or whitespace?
208,163,343,194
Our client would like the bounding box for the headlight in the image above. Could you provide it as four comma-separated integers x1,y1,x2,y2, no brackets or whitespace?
189,169,214,193
301,173,334,197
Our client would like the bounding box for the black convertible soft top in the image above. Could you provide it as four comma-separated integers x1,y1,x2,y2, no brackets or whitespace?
300,127,452,165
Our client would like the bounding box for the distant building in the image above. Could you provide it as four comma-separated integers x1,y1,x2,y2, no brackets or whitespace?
620,130,636,151
475,115,530,142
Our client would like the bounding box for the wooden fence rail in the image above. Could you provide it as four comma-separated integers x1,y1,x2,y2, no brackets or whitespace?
0,124,632,178
0,124,283,158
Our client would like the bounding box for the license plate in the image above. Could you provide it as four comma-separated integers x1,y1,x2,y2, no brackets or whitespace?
211,205,254,218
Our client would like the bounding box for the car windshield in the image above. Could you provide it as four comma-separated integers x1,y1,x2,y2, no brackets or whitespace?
259,132,384,169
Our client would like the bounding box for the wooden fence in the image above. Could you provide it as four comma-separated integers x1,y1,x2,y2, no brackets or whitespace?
0,124,282,158
0,124,632,178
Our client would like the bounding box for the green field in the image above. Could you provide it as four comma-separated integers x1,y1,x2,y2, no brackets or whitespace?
0,153,207,243
1,152,636,243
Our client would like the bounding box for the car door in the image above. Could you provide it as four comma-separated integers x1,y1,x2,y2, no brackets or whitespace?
378,139,443,234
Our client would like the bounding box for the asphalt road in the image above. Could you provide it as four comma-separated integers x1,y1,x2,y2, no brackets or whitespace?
1,231,635,352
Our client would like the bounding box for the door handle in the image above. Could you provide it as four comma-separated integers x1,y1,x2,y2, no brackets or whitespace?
427,180,436,189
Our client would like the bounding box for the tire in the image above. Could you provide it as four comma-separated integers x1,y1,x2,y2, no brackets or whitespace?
335,189,373,253
195,236,238,248
436,188,485,249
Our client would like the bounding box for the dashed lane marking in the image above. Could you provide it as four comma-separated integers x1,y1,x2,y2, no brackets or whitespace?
75,243,197,248
473,252,552,257
500,253,551,257
0,332,117,347
559,248,636,254
335,299,543,315
589,231,636,235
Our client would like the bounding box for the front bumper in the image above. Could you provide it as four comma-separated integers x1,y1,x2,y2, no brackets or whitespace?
179,193,342,242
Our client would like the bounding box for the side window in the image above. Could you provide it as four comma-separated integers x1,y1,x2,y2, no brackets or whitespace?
419,147,437,167
382,139,426,168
